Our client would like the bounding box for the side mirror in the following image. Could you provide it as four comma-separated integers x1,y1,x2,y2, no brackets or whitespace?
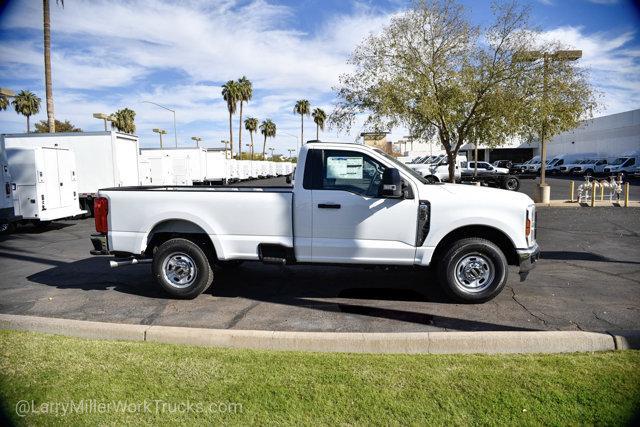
380,168,402,198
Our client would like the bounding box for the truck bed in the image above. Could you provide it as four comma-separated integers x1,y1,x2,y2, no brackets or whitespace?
100,185,294,260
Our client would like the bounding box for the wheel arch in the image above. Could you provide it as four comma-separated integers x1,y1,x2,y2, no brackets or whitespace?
145,219,218,262
431,224,519,266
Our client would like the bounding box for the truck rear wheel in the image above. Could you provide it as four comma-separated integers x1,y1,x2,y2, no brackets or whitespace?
502,176,520,191
437,238,508,303
152,238,213,299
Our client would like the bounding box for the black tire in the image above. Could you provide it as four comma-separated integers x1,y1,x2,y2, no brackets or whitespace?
503,176,520,191
437,238,508,303
584,169,594,177
152,238,213,299
425,176,438,184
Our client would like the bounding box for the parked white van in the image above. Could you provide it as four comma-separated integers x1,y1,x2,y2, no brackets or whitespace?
603,152,640,175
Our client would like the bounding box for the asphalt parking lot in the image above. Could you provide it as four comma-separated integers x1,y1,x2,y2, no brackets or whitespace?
0,192,638,332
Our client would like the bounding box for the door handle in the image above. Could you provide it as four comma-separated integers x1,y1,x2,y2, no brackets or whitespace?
318,203,341,209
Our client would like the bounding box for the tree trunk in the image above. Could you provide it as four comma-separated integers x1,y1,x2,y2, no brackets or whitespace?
43,0,55,133
447,151,456,183
316,123,319,140
473,144,478,178
26,115,30,133
300,115,304,146
238,102,243,159
262,135,267,158
228,112,234,158
250,131,254,160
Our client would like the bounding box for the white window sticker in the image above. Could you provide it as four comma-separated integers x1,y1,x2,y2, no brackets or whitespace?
326,156,363,179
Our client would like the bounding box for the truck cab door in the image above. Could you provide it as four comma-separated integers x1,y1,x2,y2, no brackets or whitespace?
309,149,418,265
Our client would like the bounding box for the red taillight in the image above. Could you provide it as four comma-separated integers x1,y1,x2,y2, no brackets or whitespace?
94,197,108,234
525,217,531,238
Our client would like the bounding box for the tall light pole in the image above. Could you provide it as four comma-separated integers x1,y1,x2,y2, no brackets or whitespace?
268,147,275,158
287,148,295,159
0,88,15,98
191,136,203,147
93,113,114,131
246,143,254,161
280,131,300,153
514,49,582,203
153,128,167,148
142,101,178,147
221,140,229,159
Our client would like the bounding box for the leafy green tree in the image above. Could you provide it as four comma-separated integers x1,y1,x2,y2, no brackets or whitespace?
0,95,9,111
312,108,326,140
293,99,310,145
35,119,81,133
12,90,41,133
259,119,276,158
331,0,596,182
222,80,240,157
237,76,253,159
111,108,136,134
244,117,258,160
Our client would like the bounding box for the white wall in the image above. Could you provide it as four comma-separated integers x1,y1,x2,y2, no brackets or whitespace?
546,109,640,158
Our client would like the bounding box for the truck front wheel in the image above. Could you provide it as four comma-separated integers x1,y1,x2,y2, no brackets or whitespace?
152,238,213,299
437,238,508,303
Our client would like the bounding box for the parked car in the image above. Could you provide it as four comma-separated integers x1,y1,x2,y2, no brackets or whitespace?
91,142,539,303
410,155,465,182
573,159,608,176
492,160,513,170
603,153,639,175
463,161,510,175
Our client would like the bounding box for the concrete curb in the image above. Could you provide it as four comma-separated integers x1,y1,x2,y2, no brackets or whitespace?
1,314,638,354
535,200,639,208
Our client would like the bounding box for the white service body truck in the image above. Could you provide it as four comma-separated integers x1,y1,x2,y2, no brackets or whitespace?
7,146,85,222
2,131,139,214
91,143,539,303
0,142,20,231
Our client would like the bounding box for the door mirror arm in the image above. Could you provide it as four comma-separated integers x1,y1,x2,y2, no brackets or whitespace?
379,168,403,198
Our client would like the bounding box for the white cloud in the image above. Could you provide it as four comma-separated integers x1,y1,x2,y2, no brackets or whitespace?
0,1,638,151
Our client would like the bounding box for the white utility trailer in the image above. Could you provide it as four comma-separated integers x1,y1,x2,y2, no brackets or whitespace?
138,159,153,185
139,150,174,185
1,141,20,231
204,149,229,185
2,131,139,214
6,146,85,222
140,147,208,186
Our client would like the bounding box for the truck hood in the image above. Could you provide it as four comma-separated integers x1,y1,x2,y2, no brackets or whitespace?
419,182,534,206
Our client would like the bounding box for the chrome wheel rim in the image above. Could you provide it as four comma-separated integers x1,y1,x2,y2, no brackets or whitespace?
506,179,517,190
454,253,495,293
162,252,198,288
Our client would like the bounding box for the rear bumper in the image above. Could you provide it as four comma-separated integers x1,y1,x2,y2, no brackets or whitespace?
90,233,110,255
517,243,540,281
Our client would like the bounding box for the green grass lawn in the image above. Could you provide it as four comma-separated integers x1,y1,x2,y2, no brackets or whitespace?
1,330,639,426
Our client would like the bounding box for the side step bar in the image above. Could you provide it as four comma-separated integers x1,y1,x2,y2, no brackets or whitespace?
257,243,296,265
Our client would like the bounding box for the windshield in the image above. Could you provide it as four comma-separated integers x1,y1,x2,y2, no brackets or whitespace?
375,149,429,185
611,157,628,165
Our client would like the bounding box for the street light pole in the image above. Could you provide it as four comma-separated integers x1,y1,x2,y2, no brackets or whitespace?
191,136,203,147
246,143,254,161
93,113,113,131
142,101,178,147
221,140,229,159
280,131,300,153
268,148,275,158
153,128,167,148
513,49,582,203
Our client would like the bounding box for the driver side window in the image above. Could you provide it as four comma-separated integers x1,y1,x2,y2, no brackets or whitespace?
321,150,386,197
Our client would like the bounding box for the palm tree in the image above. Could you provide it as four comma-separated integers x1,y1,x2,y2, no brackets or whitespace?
111,108,136,134
237,76,252,159
259,119,276,158
12,90,41,133
244,117,258,160
222,80,241,158
0,95,8,111
43,0,64,132
312,108,326,141
293,99,310,146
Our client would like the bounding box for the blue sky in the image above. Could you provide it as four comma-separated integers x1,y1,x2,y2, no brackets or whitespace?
0,0,638,153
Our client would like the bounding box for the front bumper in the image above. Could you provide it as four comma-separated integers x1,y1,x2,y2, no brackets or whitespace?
90,233,110,255
517,243,540,281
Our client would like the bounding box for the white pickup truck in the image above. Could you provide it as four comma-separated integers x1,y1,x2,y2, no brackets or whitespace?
90,142,539,303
